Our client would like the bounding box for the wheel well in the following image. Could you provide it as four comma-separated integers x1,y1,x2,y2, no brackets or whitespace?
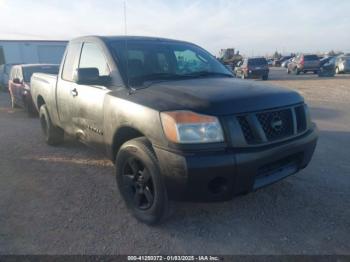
112,127,145,161
37,96,45,109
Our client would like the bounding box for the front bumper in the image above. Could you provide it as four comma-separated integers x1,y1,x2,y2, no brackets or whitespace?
155,126,318,201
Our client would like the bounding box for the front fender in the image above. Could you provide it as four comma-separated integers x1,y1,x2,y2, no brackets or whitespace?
103,94,169,160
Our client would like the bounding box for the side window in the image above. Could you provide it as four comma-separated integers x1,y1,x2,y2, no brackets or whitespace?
79,43,110,76
62,42,81,81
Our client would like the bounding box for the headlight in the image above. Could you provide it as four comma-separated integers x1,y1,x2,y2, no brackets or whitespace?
160,111,224,144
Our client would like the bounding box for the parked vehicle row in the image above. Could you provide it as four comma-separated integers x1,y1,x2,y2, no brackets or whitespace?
221,51,349,82
27,35,318,224
275,53,349,77
287,54,320,75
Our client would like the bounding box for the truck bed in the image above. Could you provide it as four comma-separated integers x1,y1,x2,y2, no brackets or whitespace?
30,73,58,113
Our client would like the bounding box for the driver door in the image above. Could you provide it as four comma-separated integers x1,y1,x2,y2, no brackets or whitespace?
71,42,112,150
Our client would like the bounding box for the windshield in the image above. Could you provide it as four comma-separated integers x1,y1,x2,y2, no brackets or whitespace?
23,65,59,82
248,58,267,66
109,39,232,86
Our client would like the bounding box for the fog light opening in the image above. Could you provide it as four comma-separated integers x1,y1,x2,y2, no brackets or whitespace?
208,177,228,195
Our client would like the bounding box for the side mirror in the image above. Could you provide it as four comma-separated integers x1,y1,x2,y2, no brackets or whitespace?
74,68,111,86
13,78,21,84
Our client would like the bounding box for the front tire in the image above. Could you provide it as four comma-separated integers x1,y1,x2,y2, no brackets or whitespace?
116,137,168,225
335,67,340,74
39,105,64,146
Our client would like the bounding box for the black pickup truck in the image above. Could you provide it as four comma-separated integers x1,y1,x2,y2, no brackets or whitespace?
31,36,318,224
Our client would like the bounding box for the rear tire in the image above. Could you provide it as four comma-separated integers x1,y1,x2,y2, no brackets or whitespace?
116,137,168,225
335,67,340,74
26,103,37,117
295,67,300,75
39,105,64,146
287,68,290,74
24,98,37,117
241,73,245,79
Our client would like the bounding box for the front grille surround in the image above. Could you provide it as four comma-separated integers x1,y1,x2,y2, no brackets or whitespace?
235,104,308,146
295,105,307,132
237,116,256,144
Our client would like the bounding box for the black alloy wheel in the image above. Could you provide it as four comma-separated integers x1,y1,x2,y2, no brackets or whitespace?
116,137,169,225
122,157,154,210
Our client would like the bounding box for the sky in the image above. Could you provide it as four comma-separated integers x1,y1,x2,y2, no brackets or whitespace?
0,0,349,56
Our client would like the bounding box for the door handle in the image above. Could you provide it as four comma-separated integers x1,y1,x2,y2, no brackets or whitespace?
71,88,78,97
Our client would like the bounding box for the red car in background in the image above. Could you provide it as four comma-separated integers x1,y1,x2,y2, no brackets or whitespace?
8,64,59,116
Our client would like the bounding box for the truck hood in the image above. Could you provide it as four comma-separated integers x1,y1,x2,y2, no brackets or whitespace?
116,77,303,115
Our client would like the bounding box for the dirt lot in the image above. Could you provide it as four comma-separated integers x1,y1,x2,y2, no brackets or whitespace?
0,68,349,255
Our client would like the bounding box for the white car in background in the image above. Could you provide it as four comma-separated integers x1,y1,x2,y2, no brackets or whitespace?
281,58,293,68
335,56,350,74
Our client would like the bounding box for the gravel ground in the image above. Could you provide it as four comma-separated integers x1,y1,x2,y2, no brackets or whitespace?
0,68,349,255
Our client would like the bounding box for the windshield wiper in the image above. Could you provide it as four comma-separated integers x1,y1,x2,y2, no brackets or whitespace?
129,73,188,89
128,71,232,92
138,73,183,81
182,71,233,78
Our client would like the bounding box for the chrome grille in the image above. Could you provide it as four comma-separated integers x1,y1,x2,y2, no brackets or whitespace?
237,105,307,145
256,109,293,141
